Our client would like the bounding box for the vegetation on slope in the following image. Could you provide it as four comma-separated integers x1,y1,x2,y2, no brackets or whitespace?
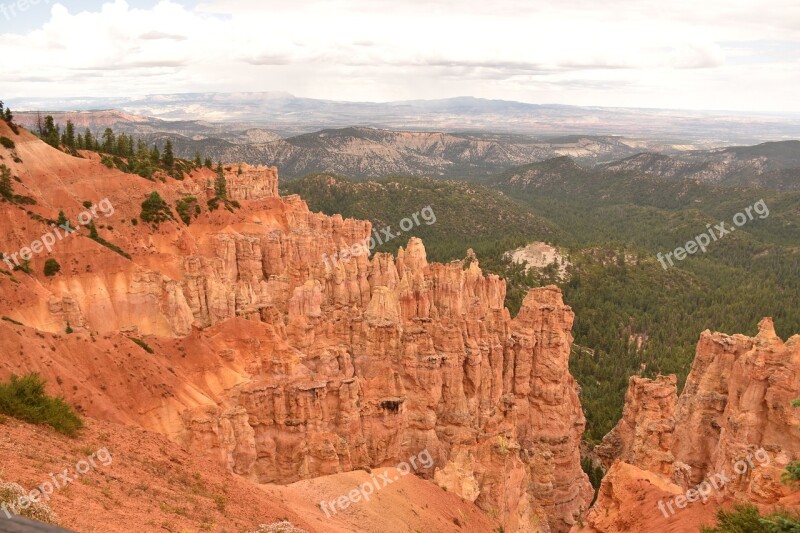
287,163,800,446
0,373,83,436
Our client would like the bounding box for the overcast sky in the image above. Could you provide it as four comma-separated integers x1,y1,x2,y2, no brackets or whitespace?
1,0,799,111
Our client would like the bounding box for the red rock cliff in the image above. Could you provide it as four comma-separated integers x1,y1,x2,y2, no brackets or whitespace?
0,125,591,532
578,318,800,532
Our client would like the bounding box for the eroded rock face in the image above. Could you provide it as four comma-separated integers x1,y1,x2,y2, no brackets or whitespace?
0,145,590,533
595,375,685,482
579,319,800,532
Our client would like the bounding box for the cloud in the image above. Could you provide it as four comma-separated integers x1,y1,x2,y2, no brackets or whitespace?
0,0,798,111
139,31,188,41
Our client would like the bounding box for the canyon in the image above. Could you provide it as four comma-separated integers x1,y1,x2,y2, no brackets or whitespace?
0,121,591,532
0,119,798,532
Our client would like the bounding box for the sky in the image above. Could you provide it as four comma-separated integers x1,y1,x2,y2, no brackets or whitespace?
1,0,799,112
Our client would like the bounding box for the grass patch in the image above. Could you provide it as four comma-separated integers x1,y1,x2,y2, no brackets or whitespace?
0,373,83,436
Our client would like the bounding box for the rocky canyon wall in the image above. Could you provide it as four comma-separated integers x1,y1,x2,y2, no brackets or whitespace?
0,128,591,533
580,318,800,532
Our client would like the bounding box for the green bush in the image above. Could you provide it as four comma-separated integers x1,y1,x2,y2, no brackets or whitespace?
43,258,61,277
0,373,83,436
130,337,154,354
0,136,14,149
176,196,201,225
140,191,174,226
1,316,22,326
702,504,800,532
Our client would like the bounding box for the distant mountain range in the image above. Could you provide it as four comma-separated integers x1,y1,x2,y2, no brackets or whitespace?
13,108,800,185
490,141,800,192
10,92,800,142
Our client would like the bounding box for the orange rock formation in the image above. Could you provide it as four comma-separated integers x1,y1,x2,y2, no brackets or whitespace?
0,121,592,532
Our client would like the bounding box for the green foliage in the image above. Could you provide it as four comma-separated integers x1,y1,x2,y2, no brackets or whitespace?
0,163,11,200
43,116,60,147
12,258,31,274
0,136,14,149
701,504,800,532
56,210,69,228
130,337,154,354
140,191,174,226
176,196,201,225
214,173,227,198
65,322,73,334
581,456,604,503
163,140,175,168
43,258,61,277
0,373,83,436
1,316,23,326
491,161,800,441
86,221,131,259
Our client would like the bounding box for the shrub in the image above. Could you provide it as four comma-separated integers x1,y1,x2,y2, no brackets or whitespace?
0,136,14,149
176,196,201,225
65,322,73,334
701,504,800,532
130,337,154,354
43,258,61,277
0,373,83,436
140,191,174,226
1,316,22,326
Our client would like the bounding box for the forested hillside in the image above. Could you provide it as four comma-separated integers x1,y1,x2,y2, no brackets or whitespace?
287,164,800,442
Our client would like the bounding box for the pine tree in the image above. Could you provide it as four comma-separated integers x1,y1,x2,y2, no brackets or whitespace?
150,145,160,163
214,173,227,199
0,164,12,200
194,152,202,167
162,140,175,168
102,128,115,153
84,129,94,151
56,210,69,229
64,120,76,151
44,116,59,147
204,157,213,169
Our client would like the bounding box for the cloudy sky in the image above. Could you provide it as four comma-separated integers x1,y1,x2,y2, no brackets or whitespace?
1,0,799,111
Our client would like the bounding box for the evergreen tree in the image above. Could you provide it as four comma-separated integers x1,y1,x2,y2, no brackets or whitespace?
0,164,12,200
64,120,76,151
56,210,70,229
4,107,12,123
43,116,59,147
214,173,227,199
194,152,202,167
162,140,175,169
101,128,115,153
204,157,213,169
150,145,160,163
84,128,94,150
